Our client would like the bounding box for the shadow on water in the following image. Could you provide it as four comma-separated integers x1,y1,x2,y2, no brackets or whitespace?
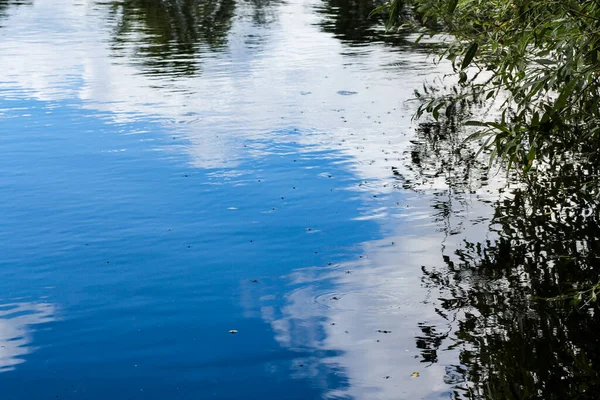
405,111,600,398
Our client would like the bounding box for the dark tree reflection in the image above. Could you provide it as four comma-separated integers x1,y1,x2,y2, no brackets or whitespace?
105,0,237,76
314,0,410,47
0,0,31,27
405,114,600,399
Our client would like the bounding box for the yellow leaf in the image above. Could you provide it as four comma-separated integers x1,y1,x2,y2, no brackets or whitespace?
411,372,420,377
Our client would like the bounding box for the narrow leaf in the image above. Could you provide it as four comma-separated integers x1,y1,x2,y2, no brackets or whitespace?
461,42,478,70
448,0,459,14
368,4,389,19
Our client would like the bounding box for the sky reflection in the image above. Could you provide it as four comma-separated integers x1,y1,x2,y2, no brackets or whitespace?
0,0,503,398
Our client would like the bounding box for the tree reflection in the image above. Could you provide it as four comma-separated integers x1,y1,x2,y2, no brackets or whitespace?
0,0,31,26
314,0,410,46
106,0,237,76
407,115,600,398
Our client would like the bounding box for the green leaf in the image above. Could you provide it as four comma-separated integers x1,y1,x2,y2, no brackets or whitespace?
488,121,512,135
527,146,536,161
554,78,578,111
448,0,459,14
534,59,555,65
461,42,478,70
368,3,389,19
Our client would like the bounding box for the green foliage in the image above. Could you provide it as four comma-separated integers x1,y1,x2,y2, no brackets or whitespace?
373,0,600,171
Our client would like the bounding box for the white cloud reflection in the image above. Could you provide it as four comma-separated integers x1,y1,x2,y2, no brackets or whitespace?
0,301,55,373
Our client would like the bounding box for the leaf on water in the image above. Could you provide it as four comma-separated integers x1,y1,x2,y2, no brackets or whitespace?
411,372,420,377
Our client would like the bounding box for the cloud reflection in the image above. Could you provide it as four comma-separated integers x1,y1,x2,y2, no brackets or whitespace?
0,301,55,373
245,195,503,400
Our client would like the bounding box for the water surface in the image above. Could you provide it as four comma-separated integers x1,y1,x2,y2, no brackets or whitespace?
2,0,598,399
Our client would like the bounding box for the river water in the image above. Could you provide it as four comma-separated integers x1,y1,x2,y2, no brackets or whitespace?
1,0,598,399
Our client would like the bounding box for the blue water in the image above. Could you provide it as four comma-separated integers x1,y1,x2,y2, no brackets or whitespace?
2,94,373,397
0,0,486,399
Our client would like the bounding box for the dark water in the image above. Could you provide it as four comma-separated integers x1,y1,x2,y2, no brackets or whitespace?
1,0,599,399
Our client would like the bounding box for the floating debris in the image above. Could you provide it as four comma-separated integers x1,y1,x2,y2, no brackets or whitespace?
337,90,358,96
377,330,392,334
228,330,238,334
411,372,420,378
